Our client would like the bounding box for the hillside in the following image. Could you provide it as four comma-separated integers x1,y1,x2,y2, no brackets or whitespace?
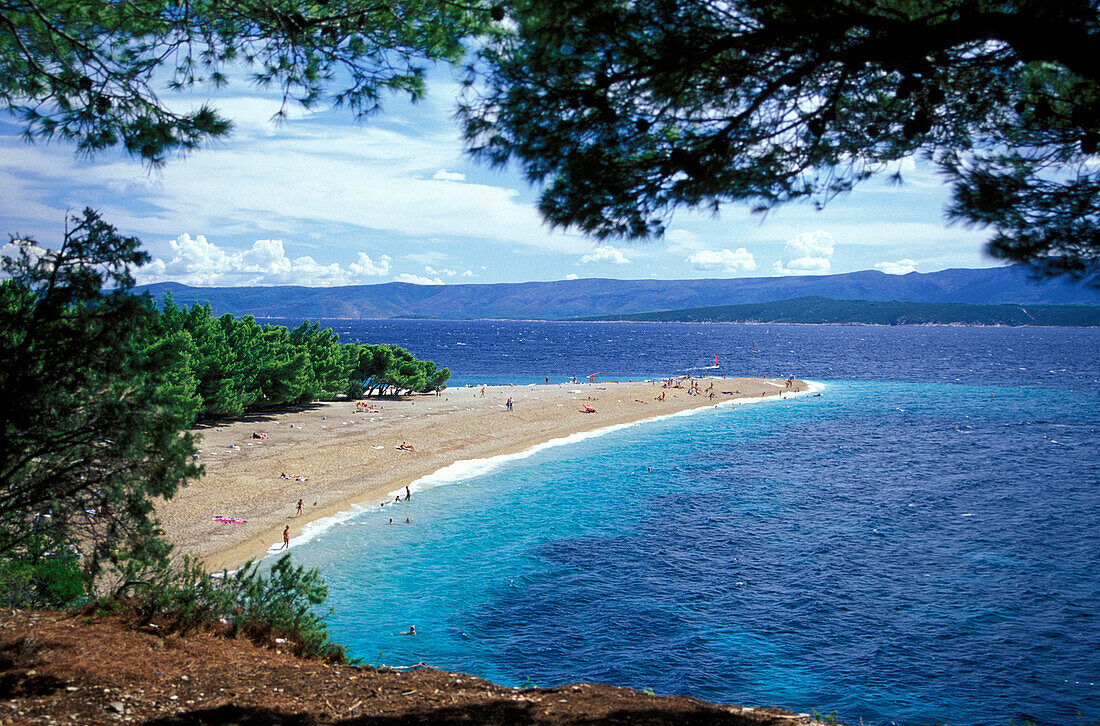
0,610,826,725
135,266,1100,320
582,296,1100,326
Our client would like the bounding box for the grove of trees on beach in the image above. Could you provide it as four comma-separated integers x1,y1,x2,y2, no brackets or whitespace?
160,294,451,419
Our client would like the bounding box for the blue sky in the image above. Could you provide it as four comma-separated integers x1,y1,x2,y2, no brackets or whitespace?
0,65,1000,287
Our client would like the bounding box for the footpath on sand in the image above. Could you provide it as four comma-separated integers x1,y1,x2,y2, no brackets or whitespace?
157,377,809,571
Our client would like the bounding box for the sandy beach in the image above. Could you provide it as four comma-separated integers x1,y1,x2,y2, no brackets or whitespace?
157,377,807,571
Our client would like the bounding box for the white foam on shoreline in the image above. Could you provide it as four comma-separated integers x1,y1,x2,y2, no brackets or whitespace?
265,380,824,561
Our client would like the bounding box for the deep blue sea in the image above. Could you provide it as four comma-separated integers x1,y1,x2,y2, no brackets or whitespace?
277,321,1099,726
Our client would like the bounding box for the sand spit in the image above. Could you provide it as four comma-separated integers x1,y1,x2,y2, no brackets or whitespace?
157,377,809,571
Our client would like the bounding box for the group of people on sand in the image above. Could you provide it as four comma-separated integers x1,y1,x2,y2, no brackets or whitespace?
355,401,379,413
280,472,309,482
686,380,717,399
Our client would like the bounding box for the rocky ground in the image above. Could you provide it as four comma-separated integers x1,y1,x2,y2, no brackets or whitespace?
0,610,832,726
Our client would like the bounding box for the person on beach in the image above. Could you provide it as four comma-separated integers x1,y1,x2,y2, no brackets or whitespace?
506,397,513,411
405,486,411,501
296,499,303,517
281,526,289,549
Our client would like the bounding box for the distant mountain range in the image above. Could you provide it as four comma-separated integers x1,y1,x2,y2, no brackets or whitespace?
135,266,1100,322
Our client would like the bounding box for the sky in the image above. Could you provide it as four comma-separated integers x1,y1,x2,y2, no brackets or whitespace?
0,65,1001,288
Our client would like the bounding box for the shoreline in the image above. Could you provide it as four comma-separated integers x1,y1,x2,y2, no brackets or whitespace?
157,377,811,571
280,381,821,559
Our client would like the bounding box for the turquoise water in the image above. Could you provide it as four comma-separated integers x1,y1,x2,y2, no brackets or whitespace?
287,375,1099,726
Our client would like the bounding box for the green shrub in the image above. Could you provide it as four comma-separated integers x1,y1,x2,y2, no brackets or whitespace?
0,534,87,609
125,554,345,662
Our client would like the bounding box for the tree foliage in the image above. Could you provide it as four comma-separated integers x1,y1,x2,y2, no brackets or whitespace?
0,208,450,603
461,0,1100,279
1,0,492,164
0,208,450,608
0,208,202,592
130,554,346,661
157,298,451,418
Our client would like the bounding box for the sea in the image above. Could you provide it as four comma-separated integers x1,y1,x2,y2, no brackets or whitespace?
273,321,1099,726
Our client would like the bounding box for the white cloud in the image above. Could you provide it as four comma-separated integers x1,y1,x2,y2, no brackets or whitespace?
773,230,836,275
133,234,394,287
580,245,631,264
425,265,469,277
350,253,391,276
874,258,919,275
395,272,444,285
686,248,757,273
432,169,466,182
564,273,580,280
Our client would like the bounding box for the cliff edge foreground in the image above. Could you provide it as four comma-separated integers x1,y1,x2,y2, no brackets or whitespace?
0,611,836,726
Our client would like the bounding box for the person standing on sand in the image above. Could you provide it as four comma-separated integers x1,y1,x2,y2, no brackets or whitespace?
281,526,289,549
296,499,303,517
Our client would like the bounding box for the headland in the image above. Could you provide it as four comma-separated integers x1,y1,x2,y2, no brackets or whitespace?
157,377,808,571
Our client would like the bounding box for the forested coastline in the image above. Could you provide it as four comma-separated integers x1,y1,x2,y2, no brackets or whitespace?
1,212,449,612
158,293,450,420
